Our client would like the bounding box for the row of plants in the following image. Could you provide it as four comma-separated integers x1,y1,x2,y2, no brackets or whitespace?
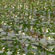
0,0,55,55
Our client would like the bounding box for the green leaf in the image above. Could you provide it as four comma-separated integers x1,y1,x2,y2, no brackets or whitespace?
26,52,34,55
27,44,32,50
